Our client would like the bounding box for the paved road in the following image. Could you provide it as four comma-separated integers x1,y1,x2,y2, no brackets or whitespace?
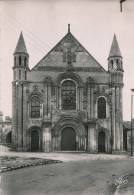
1,159,134,195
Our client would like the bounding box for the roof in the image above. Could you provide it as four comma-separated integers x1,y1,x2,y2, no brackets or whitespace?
108,34,122,58
14,32,28,54
32,29,106,72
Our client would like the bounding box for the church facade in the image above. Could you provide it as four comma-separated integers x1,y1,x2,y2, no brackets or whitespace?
12,26,124,153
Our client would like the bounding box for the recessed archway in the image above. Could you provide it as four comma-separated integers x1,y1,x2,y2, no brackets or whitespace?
61,127,76,151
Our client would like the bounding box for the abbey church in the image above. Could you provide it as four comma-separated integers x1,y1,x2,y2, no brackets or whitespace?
12,25,124,153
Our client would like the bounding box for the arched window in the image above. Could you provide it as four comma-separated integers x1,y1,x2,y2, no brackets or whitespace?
24,57,27,67
19,56,21,65
14,57,16,66
61,80,76,110
19,70,21,80
25,71,27,80
31,96,40,118
97,97,106,119
111,60,113,68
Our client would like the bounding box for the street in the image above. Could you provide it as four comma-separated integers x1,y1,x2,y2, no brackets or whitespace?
1,157,134,195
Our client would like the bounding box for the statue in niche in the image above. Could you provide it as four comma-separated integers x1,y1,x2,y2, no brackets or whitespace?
63,49,76,71
63,50,76,63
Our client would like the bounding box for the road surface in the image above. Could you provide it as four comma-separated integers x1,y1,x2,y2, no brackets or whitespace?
1,159,134,195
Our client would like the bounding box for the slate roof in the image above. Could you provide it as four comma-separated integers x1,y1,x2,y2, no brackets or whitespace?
14,32,28,54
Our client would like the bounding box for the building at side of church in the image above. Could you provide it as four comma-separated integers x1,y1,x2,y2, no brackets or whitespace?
12,26,124,153
0,111,12,144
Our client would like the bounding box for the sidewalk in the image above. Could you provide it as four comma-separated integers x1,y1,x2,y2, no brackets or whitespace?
0,145,131,162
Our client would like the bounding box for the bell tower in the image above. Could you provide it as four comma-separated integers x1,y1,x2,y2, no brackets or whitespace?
13,32,29,81
108,34,123,73
12,32,29,150
108,34,124,153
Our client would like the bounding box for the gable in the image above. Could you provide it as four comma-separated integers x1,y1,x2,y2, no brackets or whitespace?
32,32,106,72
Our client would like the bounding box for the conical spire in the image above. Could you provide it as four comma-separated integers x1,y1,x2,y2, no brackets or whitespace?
108,34,122,58
14,32,28,54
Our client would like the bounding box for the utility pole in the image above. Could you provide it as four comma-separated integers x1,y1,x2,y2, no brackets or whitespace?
120,0,127,12
130,89,134,156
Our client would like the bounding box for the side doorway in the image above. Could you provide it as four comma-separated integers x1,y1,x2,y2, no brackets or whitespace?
98,131,106,153
31,129,39,152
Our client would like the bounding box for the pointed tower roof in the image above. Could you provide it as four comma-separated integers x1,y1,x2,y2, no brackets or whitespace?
14,32,28,54
108,34,122,58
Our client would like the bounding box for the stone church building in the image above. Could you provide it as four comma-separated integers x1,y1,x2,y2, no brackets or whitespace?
12,25,124,153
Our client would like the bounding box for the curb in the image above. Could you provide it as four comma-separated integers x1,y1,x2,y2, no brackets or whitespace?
0,160,62,173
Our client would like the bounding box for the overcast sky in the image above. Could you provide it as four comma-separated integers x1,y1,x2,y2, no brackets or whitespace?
0,0,134,120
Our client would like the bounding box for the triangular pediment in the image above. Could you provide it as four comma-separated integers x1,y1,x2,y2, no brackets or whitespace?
32,32,105,72
53,32,84,52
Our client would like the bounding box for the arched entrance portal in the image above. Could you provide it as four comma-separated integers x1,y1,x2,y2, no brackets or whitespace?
61,127,76,151
98,131,106,153
31,130,39,152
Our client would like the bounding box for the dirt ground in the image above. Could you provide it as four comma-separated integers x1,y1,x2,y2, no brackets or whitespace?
0,146,134,195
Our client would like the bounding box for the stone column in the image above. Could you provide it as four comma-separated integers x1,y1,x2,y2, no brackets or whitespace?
44,78,52,117
43,123,52,152
113,85,123,152
79,86,83,110
77,86,80,110
87,86,91,118
90,86,95,119
22,84,29,151
16,83,24,151
110,87,115,151
56,86,60,109
12,82,17,148
87,83,95,119
87,123,97,153
119,87,123,151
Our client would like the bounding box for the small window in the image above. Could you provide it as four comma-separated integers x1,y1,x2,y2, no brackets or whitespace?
31,96,40,118
14,57,16,66
97,97,106,119
19,56,21,65
25,71,27,80
19,70,21,80
111,60,113,68
24,57,27,67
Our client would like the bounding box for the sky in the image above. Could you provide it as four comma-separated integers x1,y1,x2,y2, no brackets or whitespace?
0,0,134,120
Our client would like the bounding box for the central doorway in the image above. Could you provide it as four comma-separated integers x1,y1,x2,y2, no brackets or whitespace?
61,127,76,151
98,131,106,153
31,130,39,152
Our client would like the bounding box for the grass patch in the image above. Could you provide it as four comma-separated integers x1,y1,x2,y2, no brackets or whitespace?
0,156,62,172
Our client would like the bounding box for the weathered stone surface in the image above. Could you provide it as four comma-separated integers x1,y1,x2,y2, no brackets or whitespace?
12,30,124,153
